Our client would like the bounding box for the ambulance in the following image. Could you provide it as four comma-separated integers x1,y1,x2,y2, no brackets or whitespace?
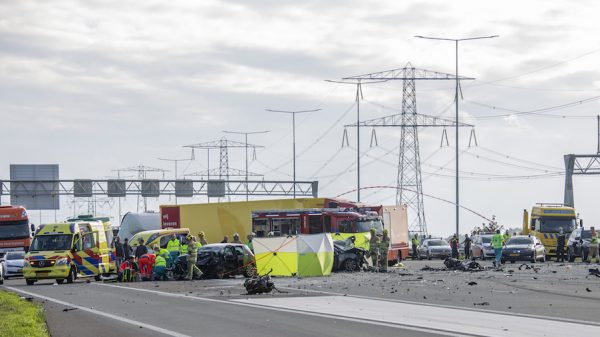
23,220,116,285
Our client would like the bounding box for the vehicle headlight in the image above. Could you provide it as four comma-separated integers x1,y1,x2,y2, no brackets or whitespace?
56,258,69,266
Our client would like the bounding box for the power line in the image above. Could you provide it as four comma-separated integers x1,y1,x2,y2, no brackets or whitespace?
466,95,600,119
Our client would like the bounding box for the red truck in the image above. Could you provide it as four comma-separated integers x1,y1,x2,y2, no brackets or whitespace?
0,205,32,254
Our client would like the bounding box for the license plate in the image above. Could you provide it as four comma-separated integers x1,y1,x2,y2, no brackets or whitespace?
35,271,49,276
510,253,519,256
17,269,23,272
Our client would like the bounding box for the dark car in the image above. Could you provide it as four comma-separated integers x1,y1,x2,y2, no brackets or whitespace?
333,237,367,272
502,236,546,263
417,239,451,260
567,228,592,262
196,243,255,279
470,234,495,260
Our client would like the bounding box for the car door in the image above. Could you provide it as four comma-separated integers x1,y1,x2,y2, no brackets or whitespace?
419,241,427,257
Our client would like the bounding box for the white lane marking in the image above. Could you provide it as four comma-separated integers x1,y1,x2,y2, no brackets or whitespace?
3,286,192,337
231,295,600,337
95,283,470,337
278,285,600,327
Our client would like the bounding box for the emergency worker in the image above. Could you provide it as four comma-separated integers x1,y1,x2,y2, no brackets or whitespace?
379,229,390,272
198,231,208,246
503,230,511,242
138,252,155,281
232,233,242,244
491,229,504,268
167,234,181,266
186,236,202,280
369,228,380,270
153,246,168,280
246,233,255,253
119,256,136,282
180,236,189,256
411,234,419,260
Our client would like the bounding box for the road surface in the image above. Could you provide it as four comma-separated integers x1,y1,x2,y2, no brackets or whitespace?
3,260,600,337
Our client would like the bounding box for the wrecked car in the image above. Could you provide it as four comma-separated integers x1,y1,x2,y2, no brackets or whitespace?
333,236,367,272
196,243,255,279
502,235,546,263
567,227,592,262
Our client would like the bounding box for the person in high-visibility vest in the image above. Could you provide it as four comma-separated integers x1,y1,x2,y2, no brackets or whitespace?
180,236,189,256
369,228,380,270
503,230,511,243
491,229,504,268
167,235,180,267
186,236,202,281
411,235,419,260
379,229,390,272
152,246,168,280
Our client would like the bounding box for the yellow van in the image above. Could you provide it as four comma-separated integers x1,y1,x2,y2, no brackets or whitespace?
129,228,190,251
24,220,116,285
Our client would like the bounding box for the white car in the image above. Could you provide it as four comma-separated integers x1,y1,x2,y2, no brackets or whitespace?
0,261,3,285
1,251,25,279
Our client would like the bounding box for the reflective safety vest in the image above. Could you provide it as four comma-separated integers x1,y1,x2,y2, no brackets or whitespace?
180,243,188,254
246,240,254,252
503,234,511,242
167,239,180,252
491,234,504,249
158,248,170,259
592,233,599,245
154,255,167,268
411,238,419,246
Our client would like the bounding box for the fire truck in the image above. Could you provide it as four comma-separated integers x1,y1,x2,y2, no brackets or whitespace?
0,205,32,254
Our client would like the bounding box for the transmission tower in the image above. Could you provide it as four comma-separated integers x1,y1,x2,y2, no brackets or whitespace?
184,137,263,200
343,63,474,237
113,165,168,212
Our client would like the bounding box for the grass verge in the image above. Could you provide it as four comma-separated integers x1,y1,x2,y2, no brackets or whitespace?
0,290,49,337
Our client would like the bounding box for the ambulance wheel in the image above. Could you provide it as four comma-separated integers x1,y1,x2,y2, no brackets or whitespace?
66,268,76,284
26,279,36,286
56,279,64,284
94,275,101,282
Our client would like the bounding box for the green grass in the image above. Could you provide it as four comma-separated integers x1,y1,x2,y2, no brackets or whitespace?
0,290,49,337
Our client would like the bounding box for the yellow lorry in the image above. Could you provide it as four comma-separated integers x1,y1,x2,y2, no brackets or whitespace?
522,203,578,256
159,198,387,243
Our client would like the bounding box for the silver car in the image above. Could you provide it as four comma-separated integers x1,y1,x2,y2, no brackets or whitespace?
2,251,25,278
417,239,452,260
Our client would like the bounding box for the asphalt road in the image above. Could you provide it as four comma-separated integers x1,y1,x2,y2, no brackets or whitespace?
3,259,600,337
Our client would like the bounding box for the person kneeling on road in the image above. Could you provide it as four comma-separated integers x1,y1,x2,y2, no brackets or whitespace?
153,246,168,281
119,255,136,282
186,236,202,281
138,252,155,281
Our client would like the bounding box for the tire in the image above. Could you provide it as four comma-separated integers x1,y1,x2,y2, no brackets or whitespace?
481,252,485,261
26,279,35,286
94,274,101,282
343,259,358,272
510,260,515,264
540,254,546,263
56,279,64,284
531,253,536,264
66,267,76,284
427,251,432,260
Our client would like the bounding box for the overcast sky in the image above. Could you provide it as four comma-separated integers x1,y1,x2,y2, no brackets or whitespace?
2,0,600,236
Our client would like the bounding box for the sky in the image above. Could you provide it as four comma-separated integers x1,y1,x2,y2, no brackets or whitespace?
1,0,600,236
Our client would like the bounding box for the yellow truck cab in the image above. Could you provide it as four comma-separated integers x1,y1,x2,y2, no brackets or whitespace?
129,228,190,250
24,219,116,285
523,204,578,256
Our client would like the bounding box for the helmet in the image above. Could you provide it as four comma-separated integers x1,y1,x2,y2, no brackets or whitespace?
370,228,376,233
198,231,205,236
382,229,389,235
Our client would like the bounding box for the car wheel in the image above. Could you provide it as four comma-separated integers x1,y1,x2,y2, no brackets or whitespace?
343,258,358,272
540,253,546,263
66,267,76,284
56,279,64,284
427,251,432,260
510,260,515,264
531,253,536,264
25,279,35,286
481,252,485,261
94,274,101,282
